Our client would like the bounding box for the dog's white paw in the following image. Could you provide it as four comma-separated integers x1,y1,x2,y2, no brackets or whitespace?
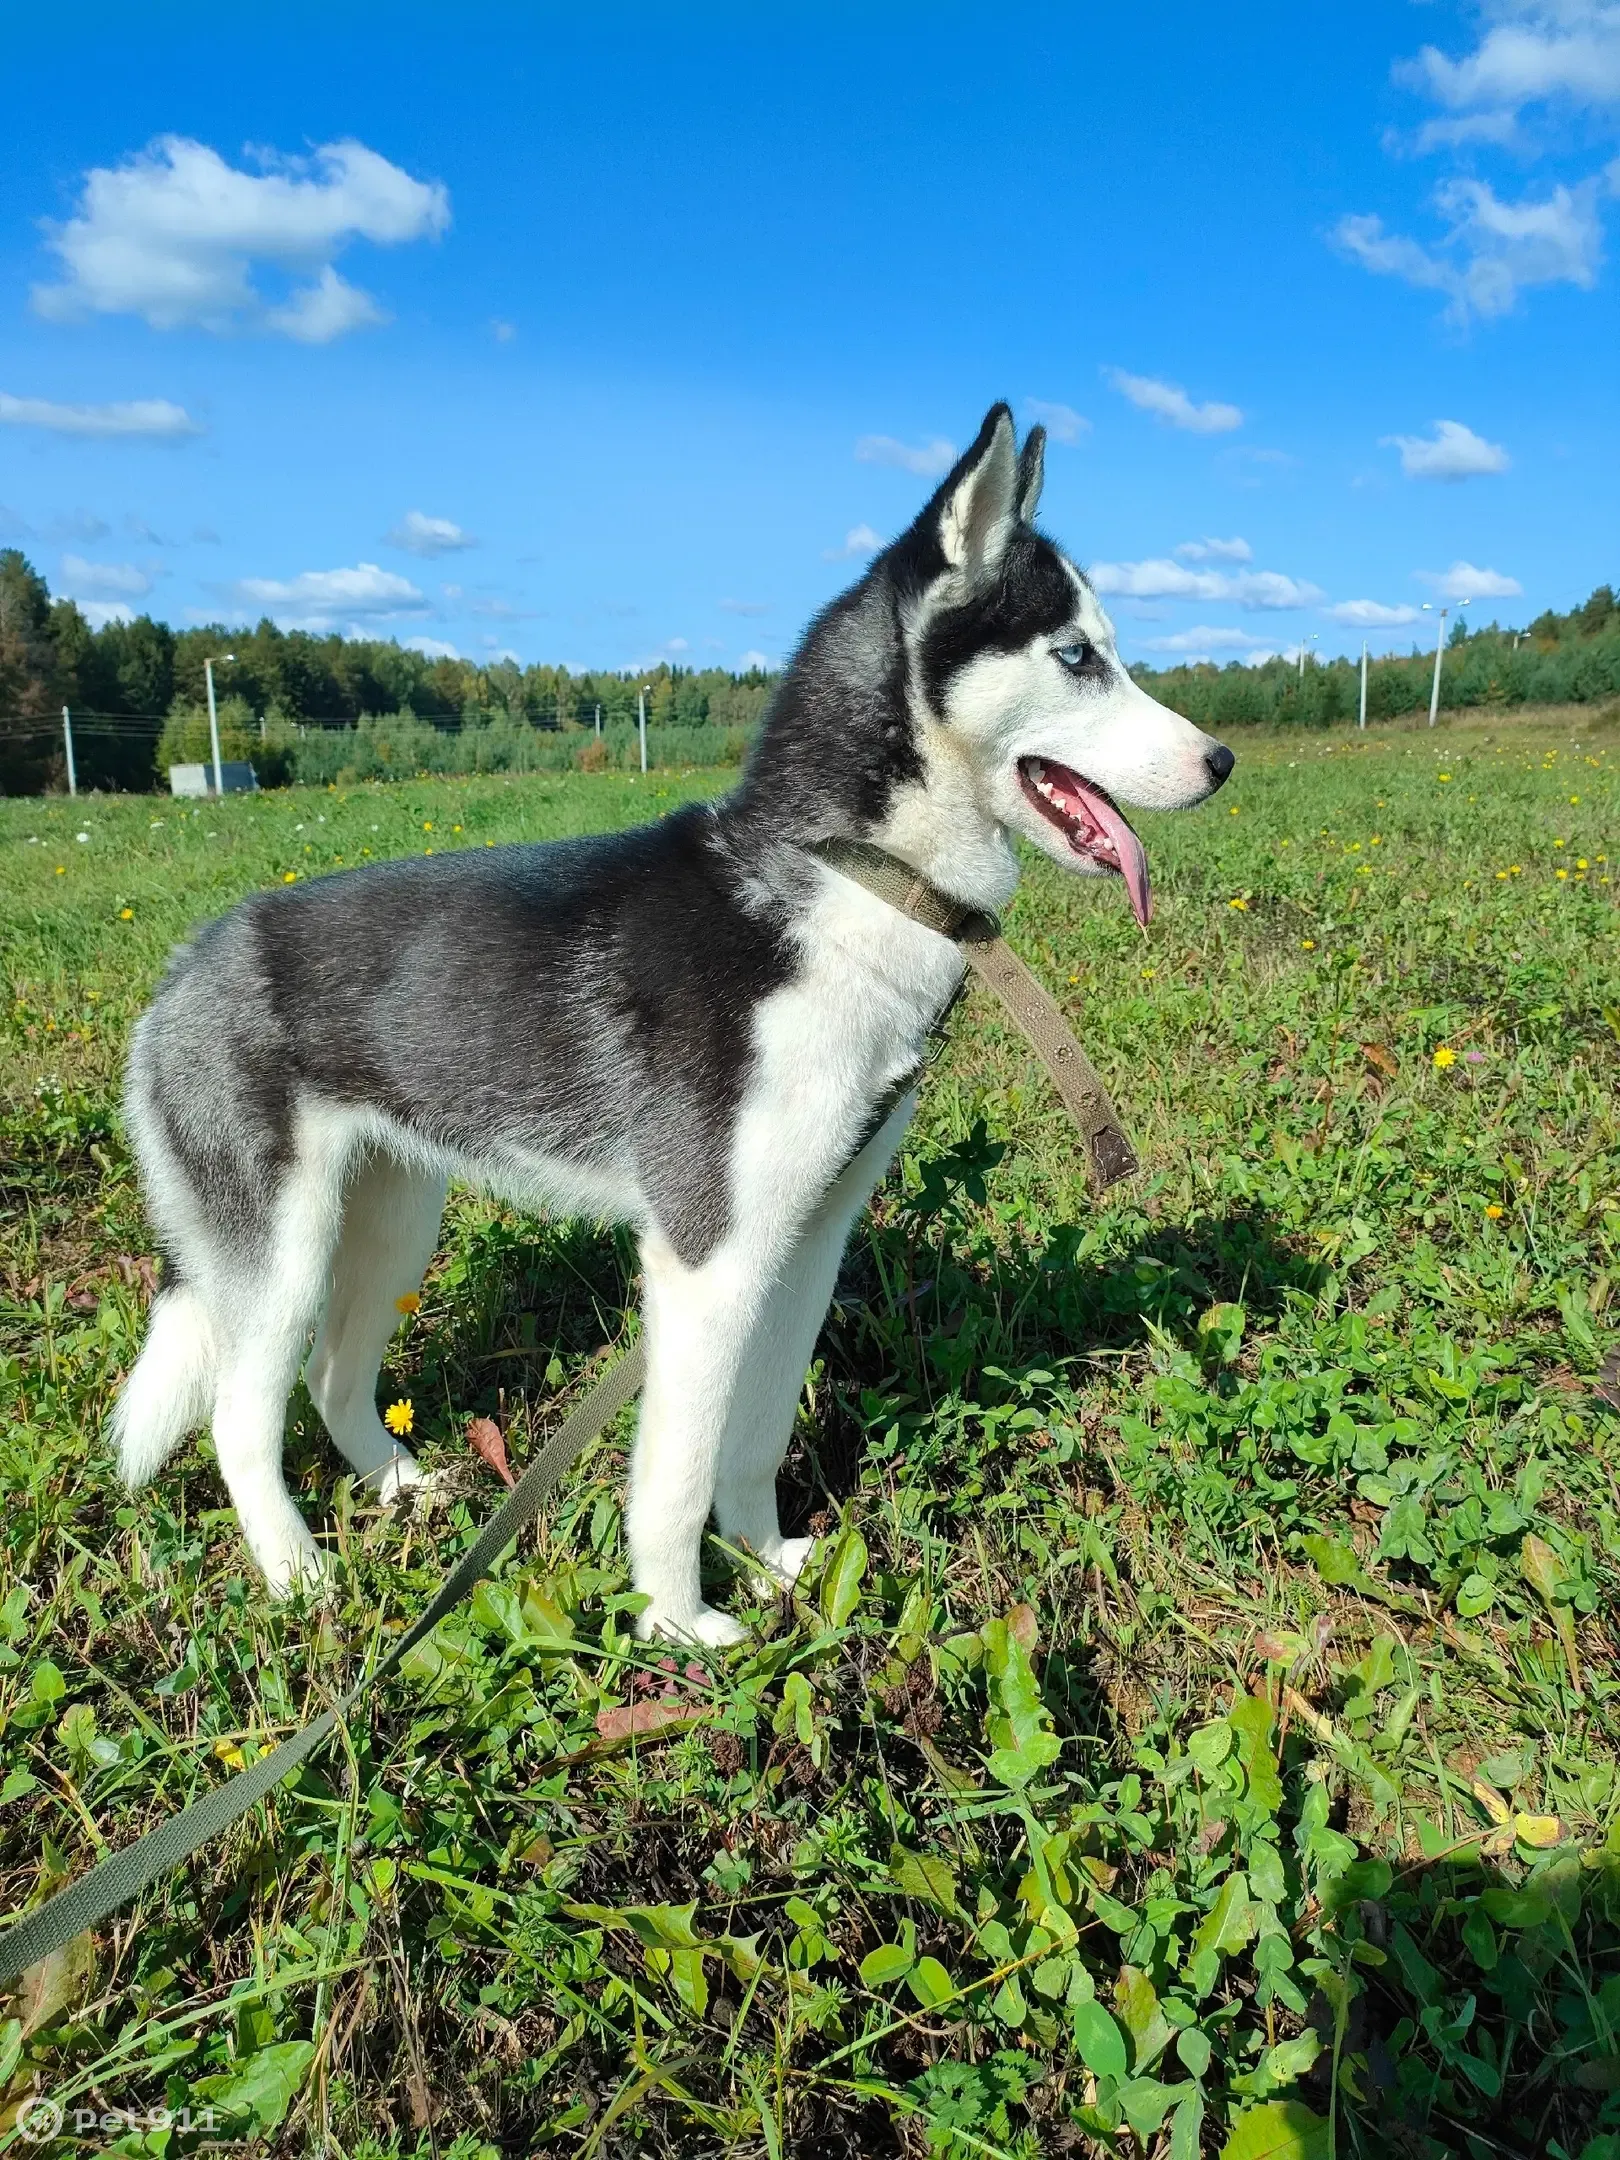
257,1524,332,1600
372,1449,426,1506
750,1535,816,1596
636,1604,749,1650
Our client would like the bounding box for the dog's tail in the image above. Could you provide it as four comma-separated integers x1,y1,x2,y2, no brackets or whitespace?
110,1282,216,1488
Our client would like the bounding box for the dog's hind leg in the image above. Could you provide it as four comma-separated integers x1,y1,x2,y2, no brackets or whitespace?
305,1154,447,1500
712,1095,913,1591
112,1279,216,1489
206,1112,353,1594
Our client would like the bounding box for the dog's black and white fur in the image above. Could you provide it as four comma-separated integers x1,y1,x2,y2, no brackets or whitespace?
113,406,1233,1644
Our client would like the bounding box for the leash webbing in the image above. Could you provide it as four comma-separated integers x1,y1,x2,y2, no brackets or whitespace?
811,837,1139,1190
0,1342,646,1984
0,835,1136,1984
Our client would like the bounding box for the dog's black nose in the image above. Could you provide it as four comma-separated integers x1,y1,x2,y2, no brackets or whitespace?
1204,743,1235,787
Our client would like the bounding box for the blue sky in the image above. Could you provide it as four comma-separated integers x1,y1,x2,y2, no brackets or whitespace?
0,1,1614,683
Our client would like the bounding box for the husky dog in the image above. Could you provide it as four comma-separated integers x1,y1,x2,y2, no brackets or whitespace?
112,405,1233,1645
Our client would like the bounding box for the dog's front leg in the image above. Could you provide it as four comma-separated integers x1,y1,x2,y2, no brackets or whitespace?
713,1093,914,1590
626,1229,766,1647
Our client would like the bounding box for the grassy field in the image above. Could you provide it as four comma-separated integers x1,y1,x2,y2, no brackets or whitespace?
1,709,1617,2160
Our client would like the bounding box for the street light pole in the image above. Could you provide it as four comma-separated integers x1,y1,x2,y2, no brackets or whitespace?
203,653,235,796
1297,634,1318,683
61,706,77,796
637,684,649,775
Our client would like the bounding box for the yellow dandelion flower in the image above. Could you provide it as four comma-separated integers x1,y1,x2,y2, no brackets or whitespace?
1555,868,1568,880
1484,1204,1504,1219
1370,836,1381,846
119,907,133,920
1229,805,1240,815
423,821,433,831
283,871,298,883
384,1399,414,1437
1570,795,1579,804
395,1291,421,1316
1301,939,1316,951
1510,864,1521,874
452,824,463,833
1495,870,1508,879
1432,1046,1456,1070
54,864,65,875
1577,858,1588,869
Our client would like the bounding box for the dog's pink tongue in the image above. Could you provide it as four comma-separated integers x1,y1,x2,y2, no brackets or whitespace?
1068,774,1153,927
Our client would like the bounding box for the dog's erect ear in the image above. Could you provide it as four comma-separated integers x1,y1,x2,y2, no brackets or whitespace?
1015,424,1046,523
937,404,1019,582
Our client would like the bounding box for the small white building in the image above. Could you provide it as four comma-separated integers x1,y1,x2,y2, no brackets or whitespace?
169,763,259,798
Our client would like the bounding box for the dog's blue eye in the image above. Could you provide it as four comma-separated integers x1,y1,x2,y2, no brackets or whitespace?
1054,641,1091,669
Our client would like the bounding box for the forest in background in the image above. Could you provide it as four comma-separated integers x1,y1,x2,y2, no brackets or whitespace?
0,545,1615,792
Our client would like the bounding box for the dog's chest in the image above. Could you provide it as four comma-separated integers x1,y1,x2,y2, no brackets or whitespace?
726,877,963,1226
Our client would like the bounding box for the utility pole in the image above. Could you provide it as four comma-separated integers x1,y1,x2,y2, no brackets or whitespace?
203,653,231,796
638,684,649,775
594,702,601,738
1297,634,1318,682
1358,642,1368,731
61,706,77,796
1422,601,1465,728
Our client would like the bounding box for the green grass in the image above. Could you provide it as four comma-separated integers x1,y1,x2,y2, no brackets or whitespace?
1,716,1618,2160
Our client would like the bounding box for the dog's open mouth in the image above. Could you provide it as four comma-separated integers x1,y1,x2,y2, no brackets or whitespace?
1018,757,1152,927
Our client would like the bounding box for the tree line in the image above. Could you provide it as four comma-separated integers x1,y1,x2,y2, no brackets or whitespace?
0,548,773,793
1133,585,1619,735
2,544,1615,794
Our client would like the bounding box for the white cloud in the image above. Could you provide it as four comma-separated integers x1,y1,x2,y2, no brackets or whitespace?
1336,172,1609,321
33,135,449,341
1324,599,1423,627
58,554,153,600
0,391,199,439
224,561,426,628
1174,535,1252,563
1419,561,1524,601
1102,368,1242,433
1089,558,1324,609
1408,109,1525,154
265,264,385,343
736,649,772,671
1024,397,1090,445
824,522,882,561
1399,5,1620,123
855,433,957,476
1139,625,1271,653
79,601,136,629
386,509,476,557
719,597,770,615
1381,417,1510,480
403,634,460,659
